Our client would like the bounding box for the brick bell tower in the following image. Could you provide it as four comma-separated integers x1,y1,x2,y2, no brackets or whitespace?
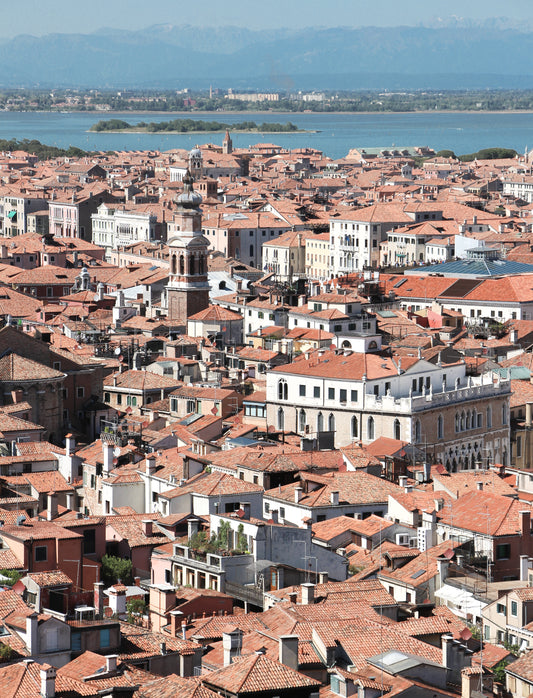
166,170,210,325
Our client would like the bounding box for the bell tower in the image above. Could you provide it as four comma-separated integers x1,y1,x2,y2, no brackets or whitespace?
166,171,210,325
222,130,233,155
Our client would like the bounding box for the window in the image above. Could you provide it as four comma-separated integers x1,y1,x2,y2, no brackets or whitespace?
77,387,85,399
298,409,306,432
116,394,122,405
71,631,81,651
265,502,270,513
313,386,320,398
437,415,444,440
278,380,288,401
517,436,522,458
35,546,47,562
351,416,358,439
496,544,511,560
511,601,518,616
339,389,347,403
299,385,306,397
104,392,110,402
100,628,111,648
484,625,490,640
277,407,284,430
414,419,421,443
350,390,358,402
394,419,401,441
328,387,335,400
502,404,508,425
83,529,96,555
487,406,492,429
328,413,335,432
367,416,375,441
496,603,506,614
279,507,285,518
317,412,324,433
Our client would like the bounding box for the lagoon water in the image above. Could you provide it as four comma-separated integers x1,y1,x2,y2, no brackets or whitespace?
3,110,533,159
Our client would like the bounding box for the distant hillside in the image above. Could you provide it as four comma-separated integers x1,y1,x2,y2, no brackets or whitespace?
4,23,533,89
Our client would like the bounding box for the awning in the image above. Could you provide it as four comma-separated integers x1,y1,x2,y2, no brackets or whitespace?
7,210,16,220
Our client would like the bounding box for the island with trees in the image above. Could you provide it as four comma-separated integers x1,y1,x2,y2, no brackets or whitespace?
90,118,307,133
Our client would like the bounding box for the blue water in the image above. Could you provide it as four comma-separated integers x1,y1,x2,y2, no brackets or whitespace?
2,110,533,159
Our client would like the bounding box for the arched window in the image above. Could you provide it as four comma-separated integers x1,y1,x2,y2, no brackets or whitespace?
394,419,401,441
502,404,508,425
189,255,195,276
317,412,324,433
471,410,476,429
179,254,185,275
277,407,284,431
437,415,444,440
351,416,358,439
171,254,177,275
250,244,254,258
328,413,335,432
278,380,288,401
299,409,307,433
455,413,460,433
367,416,375,441
460,411,466,431
487,406,492,429
414,419,421,443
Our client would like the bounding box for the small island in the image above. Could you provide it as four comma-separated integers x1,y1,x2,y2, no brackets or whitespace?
90,118,310,134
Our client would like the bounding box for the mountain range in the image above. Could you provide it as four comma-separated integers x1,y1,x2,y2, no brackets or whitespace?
3,22,533,89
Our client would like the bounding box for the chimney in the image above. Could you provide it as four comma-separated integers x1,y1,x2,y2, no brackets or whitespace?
423,461,431,483
105,655,118,673
142,519,154,537
319,571,329,584
160,642,167,655
134,576,140,587
521,510,531,537
437,556,449,585
11,389,23,404
170,610,183,637
301,582,315,605
181,621,187,641
26,613,38,656
461,669,475,698
527,402,533,428
510,328,518,344
270,509,279,524
94,582,105,619
64,433,75,457
239,502,251,520
103,442,114,474
330,490,339,506
520,555,530,582
279,635,299,671
47,491,58,521
434,498,444,512
294,486,303,503
288,591,297,604
222,628,243,666
187,518,200,540
40,664,56,698
146,455,156,476
398,476,408,488
108,583,127,617
476,481,483,491
442,633,453,670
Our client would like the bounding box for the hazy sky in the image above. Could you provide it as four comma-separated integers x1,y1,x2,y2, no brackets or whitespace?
7,0,533,35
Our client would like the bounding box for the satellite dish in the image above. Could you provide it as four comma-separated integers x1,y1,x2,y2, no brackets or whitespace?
114,347,122,356
113,447,121,457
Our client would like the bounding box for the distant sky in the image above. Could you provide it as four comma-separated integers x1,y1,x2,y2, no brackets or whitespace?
6,0,533,35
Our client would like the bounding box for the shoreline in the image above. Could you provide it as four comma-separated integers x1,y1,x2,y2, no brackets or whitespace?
87,128,317,135
17,108,533,116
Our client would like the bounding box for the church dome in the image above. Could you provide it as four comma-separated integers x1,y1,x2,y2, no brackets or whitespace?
189,147,202,158
176,169,202,208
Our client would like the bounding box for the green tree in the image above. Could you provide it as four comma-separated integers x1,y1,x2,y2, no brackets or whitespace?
0,569,22,586
101,554,133,587
126,597,146,625
493,659,511,684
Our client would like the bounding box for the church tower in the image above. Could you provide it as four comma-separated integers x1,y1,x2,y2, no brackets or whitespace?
166,171,210,326
222,130,233,155
188,146,203,181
